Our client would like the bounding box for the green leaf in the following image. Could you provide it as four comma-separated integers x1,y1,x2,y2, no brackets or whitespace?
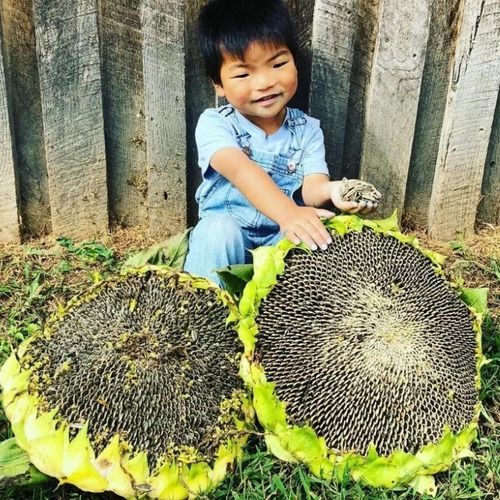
286,427,324,462
0,438,30,478
408,474,437,497
357,460,400,489
0,438,49,487
124,229,191,270
217,264,254,297
166,229,192,269
56,237,75,250
372,210,399,232
459,287,488,313
253,383,287,431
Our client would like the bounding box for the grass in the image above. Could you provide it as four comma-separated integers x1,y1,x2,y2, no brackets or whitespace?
0,224,499,500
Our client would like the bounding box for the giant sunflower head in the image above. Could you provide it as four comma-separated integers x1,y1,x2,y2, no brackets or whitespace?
0,268,252,499
237,213,486,496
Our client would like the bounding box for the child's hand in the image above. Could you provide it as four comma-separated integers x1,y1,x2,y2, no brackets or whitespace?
329,180,380,214
278,206,335,251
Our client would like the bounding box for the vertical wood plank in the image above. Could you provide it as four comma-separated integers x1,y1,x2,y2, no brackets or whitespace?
285,0,315,112
1,0,51,236
33,0,108,240
141,0,187,238
185,0,215,226
342,0,381,178
0,25,20,243
404,0,463,227
428,0,500,240
309,0,357,179
478,99,500,224
100,0,147,228
359,0,432,217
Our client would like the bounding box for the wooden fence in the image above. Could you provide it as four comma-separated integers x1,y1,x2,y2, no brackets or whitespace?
0,0,499,244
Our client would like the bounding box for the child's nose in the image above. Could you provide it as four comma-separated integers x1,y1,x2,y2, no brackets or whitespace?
254,70,276,90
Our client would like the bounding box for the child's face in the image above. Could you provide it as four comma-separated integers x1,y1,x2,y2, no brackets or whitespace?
214,41,298,134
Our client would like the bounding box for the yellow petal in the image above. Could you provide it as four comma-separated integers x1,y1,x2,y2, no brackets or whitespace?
24,409,58,441
182,462,212,497
210,446,234,485
8,393,38,450
150,462,188,500
122,451,150,486
93,435,134,498
0,353,21,387
2,370,32,407
26,425,66,478
59,424,107,492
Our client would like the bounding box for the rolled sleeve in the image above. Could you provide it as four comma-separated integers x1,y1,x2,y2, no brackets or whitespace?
195,109,240,176
301,117,330,177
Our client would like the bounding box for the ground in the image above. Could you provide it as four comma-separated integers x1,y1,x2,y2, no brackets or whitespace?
0,222,498,499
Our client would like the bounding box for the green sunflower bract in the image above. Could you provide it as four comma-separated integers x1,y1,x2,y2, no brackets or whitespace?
0,267,252,499
236,213,486,496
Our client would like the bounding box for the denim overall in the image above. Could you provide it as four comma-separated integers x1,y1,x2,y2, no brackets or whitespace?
184,105,307,285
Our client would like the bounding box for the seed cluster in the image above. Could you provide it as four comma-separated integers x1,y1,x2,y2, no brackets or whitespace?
25,271,242,464
256,229,478,455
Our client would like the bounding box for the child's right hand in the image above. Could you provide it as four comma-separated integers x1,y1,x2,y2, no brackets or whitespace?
278,205,335,251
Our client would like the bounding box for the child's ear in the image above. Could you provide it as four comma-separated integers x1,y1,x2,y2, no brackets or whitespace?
213,83,225,98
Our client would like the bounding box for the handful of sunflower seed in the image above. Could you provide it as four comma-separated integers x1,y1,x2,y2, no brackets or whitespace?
340,177,381,204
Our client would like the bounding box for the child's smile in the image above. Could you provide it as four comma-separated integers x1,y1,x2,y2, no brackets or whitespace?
214,42,298,135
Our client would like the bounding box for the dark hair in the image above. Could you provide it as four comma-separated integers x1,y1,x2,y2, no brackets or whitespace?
198,0,298,86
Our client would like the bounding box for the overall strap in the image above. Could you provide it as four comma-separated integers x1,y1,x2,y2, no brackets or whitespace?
284,108,307,171
217,105,251,155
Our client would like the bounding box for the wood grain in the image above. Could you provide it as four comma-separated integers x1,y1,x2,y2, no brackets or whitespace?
100,0,147,228
33,0,108,240
142,0,187,238
428,0,500,239
478,100,500,225
185,0,218,226
0,27,20,243
359,0,432,218
342,0,381,179
404,0,463,227
309,0,357,179
1,0,51,236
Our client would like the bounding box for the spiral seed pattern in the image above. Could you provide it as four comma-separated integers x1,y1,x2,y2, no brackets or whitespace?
25,271,242,465
256,229,478,455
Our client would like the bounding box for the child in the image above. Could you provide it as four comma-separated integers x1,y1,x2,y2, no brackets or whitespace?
184,0,378,286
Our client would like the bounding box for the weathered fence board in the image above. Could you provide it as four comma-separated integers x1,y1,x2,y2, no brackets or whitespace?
309,0,357,179
478,100,500,225
428,0,500,240
404,0,463,227
359,0,432,217
342,0,381,179
185,0,218,226
1,0,51,236
0,27,20,243
33,0,108,240
141,0,186,238
100,0,147,227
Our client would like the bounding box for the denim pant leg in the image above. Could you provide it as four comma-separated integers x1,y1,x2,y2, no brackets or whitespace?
184,214,251,286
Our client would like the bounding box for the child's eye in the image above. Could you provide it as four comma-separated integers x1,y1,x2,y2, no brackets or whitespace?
274,61,288,68
232,73,249,79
